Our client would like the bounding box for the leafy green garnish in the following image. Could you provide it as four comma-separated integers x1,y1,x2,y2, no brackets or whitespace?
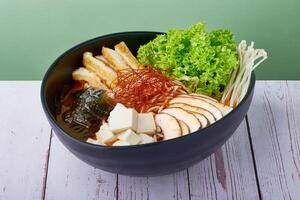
137,22,238,100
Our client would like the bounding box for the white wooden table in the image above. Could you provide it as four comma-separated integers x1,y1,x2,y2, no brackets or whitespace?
0,81,299,200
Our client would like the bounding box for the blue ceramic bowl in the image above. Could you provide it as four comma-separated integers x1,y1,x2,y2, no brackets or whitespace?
41,32,255,176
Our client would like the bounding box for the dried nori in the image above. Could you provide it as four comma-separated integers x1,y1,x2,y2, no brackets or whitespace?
61,87,115,139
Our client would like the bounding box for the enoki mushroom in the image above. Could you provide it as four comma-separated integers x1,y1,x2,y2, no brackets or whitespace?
221,40,268,107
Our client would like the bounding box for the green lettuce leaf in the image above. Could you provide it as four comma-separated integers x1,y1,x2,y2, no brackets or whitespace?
137,22,238,100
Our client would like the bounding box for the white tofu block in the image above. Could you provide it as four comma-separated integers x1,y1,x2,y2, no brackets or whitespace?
112,140,131,146
86,138,98,144
96,125,117,145
137,113,156,135
101,123,110,130
108,103,138,133
86,138,105,145
117,129,140,145
95,132,101,141
95,123,110,141
139,133,156,144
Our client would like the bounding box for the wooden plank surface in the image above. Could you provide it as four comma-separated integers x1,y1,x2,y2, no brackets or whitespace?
2,81,300,200
0,81,51,200
188,120,260,200
247,81,300,200
44,135,117,200
118,170,190,200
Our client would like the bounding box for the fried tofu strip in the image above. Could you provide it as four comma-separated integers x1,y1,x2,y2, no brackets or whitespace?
102,47,130,71
83,52,117,88
95,55,115,69
95,55,107,62
72,67,110,91
115,42,140,69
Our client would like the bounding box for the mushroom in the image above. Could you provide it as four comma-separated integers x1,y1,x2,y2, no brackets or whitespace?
161,107,201,132
192,113,208,128
178,120,190,135
169,103,215,124
187,95,233,115
185,93,218,102
169,96,223,120
155,113,182,140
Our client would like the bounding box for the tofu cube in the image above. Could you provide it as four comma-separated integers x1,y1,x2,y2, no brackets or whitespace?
108,103,138,133
86,138,104,145
137,113,156,135
112,140,131,146
116,129,140,145
95,123,110,141
139,133,156,144
96,125,117,145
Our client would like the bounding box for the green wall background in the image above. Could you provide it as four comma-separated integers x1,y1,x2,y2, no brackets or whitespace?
0,0,299,80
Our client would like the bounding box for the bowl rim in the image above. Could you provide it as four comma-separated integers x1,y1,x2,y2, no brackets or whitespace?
41,31,256,150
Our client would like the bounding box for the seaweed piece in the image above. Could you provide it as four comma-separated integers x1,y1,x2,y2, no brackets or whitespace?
62,87,115,137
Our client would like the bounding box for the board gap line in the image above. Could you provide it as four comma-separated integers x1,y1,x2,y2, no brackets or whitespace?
115,174,119,200
245,115,262,200
41,129,53,200
186,168,192,200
